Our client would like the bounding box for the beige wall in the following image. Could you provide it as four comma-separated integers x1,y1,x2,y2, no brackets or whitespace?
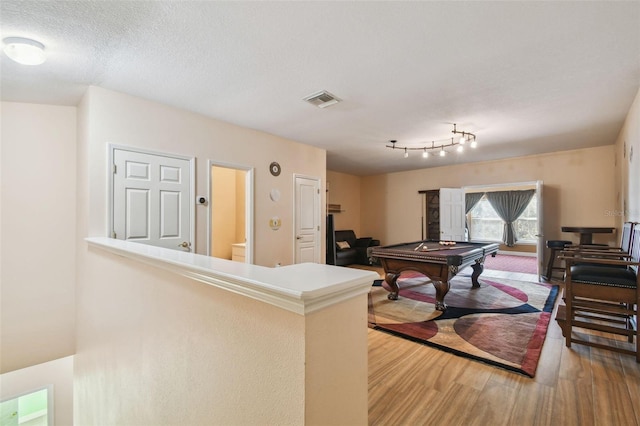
327,170,362,234
360,145,618,247
615,87,640,223
0,102,77,373
81,86,326,267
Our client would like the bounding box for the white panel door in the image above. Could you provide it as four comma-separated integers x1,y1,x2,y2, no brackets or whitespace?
439,188,466,241
113,148,193,251
294,176,321,264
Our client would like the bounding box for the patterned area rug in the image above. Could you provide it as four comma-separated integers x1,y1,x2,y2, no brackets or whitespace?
483,254,538,274
368,273,558,377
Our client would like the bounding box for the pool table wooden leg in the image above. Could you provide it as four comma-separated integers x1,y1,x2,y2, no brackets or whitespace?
471,259,485,288
432,280,449,311
382,273,401,300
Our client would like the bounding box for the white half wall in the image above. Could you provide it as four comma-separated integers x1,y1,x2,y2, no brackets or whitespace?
75,241,372,425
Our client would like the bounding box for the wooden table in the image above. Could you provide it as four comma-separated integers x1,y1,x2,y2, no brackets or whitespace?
561,226,615,245
370,240,499,311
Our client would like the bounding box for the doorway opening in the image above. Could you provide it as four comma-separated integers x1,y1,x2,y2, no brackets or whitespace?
463,181,544,278
209,162,254,263
0,386,52,425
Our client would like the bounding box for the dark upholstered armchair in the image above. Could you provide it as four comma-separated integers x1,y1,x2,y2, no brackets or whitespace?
334,230,380,266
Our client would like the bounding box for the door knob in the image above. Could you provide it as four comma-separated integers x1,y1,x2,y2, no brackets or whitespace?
296,236,302,240
178,241,191,248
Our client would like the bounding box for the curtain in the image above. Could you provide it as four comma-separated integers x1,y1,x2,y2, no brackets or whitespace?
465,192,484,234
465,192,484,214
486,190,535,246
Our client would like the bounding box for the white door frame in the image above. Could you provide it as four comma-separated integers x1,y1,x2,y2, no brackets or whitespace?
462,180,543,273
535,180,544,278
293,174,322,264
108,144,195,246
208,160,254,264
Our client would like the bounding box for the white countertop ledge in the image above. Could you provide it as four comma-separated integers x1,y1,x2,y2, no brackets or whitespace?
86,237,378,315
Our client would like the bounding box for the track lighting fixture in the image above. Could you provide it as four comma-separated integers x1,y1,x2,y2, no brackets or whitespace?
387,124,477,159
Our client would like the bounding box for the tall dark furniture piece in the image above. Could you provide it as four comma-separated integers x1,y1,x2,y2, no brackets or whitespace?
423,189,440,240
326,214,337,265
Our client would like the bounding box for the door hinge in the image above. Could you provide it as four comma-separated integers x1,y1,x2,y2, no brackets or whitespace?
112,164,117,174
111,231,116,238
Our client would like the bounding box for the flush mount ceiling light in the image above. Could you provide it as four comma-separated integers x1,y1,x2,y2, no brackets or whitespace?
386,124,477,159
2,37,46,65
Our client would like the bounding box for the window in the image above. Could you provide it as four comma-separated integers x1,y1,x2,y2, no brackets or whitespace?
513,196,538,242
468,197,502,242
468,195,538,243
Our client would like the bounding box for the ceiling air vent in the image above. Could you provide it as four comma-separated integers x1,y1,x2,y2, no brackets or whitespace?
303,90,341,108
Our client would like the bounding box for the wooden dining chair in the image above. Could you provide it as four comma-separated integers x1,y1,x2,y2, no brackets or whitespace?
561,226,640,362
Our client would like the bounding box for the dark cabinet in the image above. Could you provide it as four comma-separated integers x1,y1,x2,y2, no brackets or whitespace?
425,190,440,240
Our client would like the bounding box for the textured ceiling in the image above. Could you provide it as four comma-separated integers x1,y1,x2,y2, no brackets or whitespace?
1,1,639,176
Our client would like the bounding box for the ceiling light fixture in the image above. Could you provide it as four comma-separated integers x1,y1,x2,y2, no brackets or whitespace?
3,37,46,65
386,124,477,158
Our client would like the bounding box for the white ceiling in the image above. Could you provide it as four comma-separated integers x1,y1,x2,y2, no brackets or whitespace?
1,1,639,176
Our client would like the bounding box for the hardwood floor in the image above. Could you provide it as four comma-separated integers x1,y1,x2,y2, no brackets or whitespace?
365,267,640,425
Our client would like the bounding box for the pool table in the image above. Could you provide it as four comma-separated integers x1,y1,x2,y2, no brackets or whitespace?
370,240,500,311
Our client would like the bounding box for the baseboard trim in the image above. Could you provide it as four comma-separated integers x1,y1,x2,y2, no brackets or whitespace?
497,250,537,257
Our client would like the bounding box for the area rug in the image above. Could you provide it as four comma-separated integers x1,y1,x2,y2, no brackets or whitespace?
368,273,558,377
483,254,538,274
